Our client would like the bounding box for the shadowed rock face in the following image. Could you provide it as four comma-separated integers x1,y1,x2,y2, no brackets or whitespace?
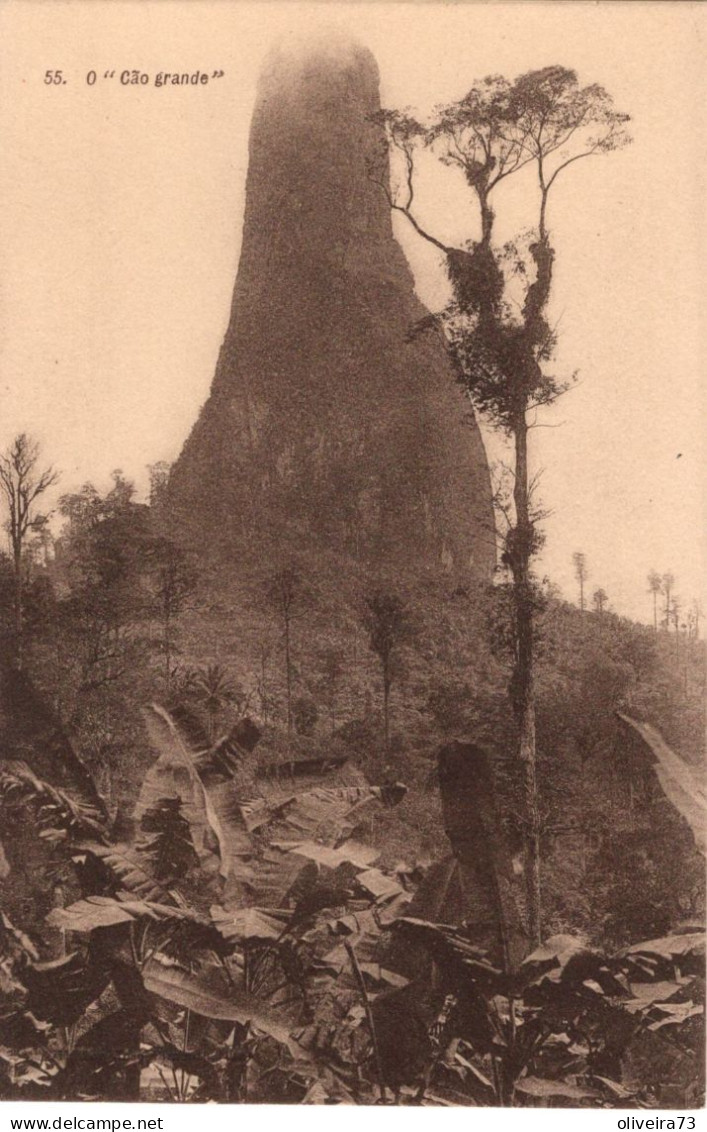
169,38,494,584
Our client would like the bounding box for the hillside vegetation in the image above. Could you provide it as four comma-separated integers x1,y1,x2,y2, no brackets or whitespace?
0,483,703,1105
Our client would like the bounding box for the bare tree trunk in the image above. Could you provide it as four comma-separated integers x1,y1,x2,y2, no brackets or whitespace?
663,581,672,630
511,412,541,945
653,591,658,632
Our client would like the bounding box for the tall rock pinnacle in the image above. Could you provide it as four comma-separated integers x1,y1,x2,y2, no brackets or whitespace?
168,37,494,585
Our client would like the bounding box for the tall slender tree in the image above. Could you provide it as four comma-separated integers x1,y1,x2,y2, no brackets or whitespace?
362,590,413,752
647,570,662,631
0,434,59,666
661,572,675,631
376,67,630,943
573,551,589,611
670,596,682,659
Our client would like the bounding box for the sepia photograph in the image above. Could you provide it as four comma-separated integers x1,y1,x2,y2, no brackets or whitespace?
0,0,704,1110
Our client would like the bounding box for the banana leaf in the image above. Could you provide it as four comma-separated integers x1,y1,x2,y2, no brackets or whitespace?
47,895,209,932
142,959,291,1045
73,842,176,903
617,713,706,853
138,705,253,882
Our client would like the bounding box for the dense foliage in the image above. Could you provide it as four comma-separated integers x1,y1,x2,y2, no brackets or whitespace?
0,702,703,1105
0,477,703,1105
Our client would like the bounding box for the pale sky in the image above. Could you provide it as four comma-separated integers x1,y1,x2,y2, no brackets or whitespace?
0,1,704,623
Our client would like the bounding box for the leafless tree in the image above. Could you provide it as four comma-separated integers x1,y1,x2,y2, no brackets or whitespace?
670,596,682,660
573,551,589,612
647,570,662,632
661,572,675,631
0,434,59,665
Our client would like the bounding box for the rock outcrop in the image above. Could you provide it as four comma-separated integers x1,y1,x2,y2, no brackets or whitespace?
168,37,494,585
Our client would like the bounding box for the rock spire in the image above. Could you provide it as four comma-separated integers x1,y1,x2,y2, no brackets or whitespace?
168,38,494,585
